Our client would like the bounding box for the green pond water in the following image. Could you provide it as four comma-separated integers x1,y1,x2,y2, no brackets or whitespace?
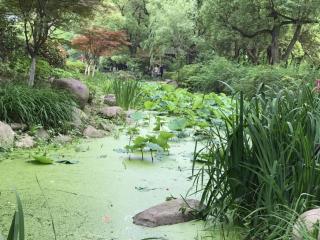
0,122,219,240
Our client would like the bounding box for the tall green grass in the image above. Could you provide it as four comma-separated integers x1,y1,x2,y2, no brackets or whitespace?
7,193,24,240
193,86,320,239
112,79,142,110
0,84,76,130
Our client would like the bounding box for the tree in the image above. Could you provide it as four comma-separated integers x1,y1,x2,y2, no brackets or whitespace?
0,3,21,62
111,0,150,57
144,0,198,66
72,27,130,76
4,0,101,86
201,0,320,64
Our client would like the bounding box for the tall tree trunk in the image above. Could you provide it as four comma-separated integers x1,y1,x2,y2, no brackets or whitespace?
270,26,280,65
282,24,302,63
28,56,36,87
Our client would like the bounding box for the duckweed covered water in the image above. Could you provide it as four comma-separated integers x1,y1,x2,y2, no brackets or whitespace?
0,127,218,239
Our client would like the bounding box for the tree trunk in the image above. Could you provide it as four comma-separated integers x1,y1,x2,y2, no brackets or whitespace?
28,56,36,87
282,24,302,63
270,26,280,65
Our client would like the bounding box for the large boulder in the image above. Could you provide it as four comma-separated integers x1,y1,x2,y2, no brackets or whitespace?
52,78,90,109
83,126,106,139
0,121,15,149
133,199,202,227
15,134,35,148
293,208,320,240
100,106,124,119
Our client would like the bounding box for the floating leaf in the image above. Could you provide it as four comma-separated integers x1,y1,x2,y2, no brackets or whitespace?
168,118,188,131
131,111,144,122
33,155,54,164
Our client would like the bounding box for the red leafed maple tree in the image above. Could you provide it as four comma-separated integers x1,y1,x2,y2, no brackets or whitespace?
72,28,130,76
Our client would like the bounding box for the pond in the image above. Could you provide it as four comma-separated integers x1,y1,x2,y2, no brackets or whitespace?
0,122,216,239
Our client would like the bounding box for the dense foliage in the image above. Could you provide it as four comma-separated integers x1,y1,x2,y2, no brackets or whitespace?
194,87,320,239
0,84,76,130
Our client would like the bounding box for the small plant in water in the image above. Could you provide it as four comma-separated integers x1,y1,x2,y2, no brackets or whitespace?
125,131,174,162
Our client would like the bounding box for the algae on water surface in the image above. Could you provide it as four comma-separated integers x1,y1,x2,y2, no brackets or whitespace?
0,131,209,240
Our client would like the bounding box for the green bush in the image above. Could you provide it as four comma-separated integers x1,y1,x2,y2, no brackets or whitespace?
66,60,85,74
177,56,241,93
0,84,76,130
194,86,320,239
178,57,320,96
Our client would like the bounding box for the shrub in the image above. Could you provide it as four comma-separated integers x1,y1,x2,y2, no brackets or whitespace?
178,57,320,96
0,84,76,130
66,60,85,74
177,56,241,93
194,86,320,239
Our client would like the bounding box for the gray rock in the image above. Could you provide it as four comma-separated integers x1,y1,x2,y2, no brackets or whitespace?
15,134,35,148
83,126,105,138
54,134,73,144
97,121,114,132
0,121,15,149
52,78,90,109
104,94,117,106
100,106,124,119
35,128,50,141
10,123,28,131
293,208,320,240
72,107,88,128
133,199,202,227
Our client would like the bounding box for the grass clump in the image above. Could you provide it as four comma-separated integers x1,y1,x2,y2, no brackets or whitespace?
112,79,142,110
193,86,320,239
0,84,76,130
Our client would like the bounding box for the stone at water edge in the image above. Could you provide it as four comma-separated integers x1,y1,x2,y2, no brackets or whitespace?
99,106,124,119
35,128,50,141
72,107,88,128
0,121,15,149
52,78,90,109
54,134,73,144
293,208,320,240
133,199,202,227
10,123,28,132
83,126,106,138
15,134,35,148
104,94,117,106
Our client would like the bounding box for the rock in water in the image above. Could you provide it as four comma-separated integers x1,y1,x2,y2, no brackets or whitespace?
99,106,124,119
133,199,202,227
0,121,14,149
293,208,320,240
52,78,90,109
83,126,105,138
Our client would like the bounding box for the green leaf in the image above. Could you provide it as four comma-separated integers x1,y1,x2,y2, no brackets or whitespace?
33,155,54,164
131,111,144,122
168,118,188,131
